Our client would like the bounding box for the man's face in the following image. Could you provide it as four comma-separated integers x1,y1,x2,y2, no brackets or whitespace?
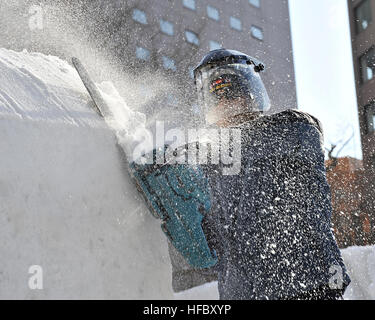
206,96,248,126
216,96,248,114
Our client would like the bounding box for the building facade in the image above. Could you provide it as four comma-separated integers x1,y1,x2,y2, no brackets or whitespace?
120,0,297,118
325,157,372,248
347,0,375,244
0,0,297,125
123,0,297,109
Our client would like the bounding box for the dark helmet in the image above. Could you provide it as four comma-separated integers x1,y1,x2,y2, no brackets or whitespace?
193,49,271,124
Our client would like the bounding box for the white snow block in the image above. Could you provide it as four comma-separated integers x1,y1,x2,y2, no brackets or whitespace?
0,48,173,299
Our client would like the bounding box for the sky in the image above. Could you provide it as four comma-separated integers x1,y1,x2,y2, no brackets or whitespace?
288,0,362,159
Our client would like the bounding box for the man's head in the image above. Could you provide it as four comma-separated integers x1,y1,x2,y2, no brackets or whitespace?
193,49,271,126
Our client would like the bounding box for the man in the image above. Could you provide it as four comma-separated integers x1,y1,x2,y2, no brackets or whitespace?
192,49,351,300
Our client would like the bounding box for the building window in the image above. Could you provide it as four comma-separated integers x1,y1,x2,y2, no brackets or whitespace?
132,9,147,25
136,47,150,61
183,0,195,11
251,25,264,40
355,0,372,33
166,94,179,105
207,5,219,21
365,103,375,134
249,0,260,8
209,40,222,51
162,56,176,71
230,16,242,31
185,30,199,46
359,47,375,84
160,19,174,36
189,67,194,79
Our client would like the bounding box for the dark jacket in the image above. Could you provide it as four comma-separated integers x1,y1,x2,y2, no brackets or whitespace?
203,109,351,299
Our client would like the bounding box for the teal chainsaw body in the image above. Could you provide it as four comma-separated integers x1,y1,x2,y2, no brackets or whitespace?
129,148,218,269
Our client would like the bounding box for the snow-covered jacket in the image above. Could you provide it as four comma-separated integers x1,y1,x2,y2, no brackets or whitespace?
203,109,351,299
